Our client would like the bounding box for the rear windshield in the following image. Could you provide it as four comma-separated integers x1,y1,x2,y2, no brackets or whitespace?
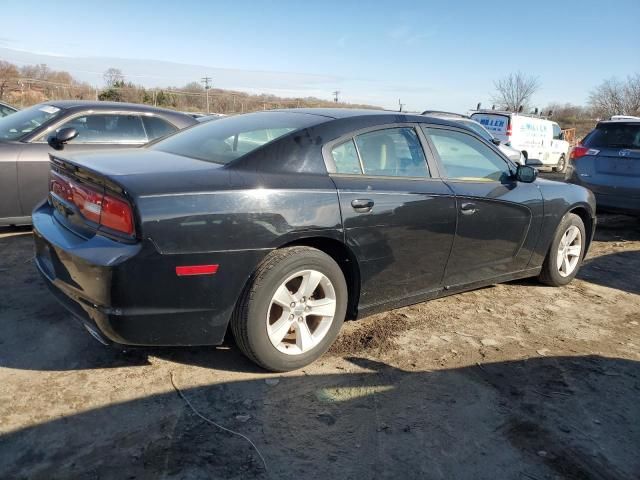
459,120,492,141
470,114,509,136
150,111,324,164
0,104,64,141
584,123,640,149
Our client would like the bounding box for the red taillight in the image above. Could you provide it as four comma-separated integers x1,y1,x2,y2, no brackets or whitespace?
175,265,219,276
570,145,600,160
49,171,135,236
506,120,512,137
100,194,134,235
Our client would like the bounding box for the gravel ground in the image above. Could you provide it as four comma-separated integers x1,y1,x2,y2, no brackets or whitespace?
0,208,638,479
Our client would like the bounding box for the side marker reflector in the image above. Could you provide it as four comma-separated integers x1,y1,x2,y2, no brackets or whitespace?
175,264,219,276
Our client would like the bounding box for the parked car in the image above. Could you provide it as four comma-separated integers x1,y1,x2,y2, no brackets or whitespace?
0,101,197,225
33,109,596,371
422,110,524,163
566,117,640,216
470,110,570,171
0,101,18,118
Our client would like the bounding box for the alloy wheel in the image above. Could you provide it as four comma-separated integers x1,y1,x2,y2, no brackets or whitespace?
557,225,582,277
266,269,336,355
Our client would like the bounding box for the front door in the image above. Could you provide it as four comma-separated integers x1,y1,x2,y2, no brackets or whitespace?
325,125,457,309
422,126,543,287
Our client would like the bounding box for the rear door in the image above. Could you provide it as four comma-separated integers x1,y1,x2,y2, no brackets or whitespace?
324,124,457,309
17,112,149,216
422,125,543,287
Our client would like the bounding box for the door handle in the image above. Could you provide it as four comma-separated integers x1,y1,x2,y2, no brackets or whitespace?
351,199,374,213
460,202,478,215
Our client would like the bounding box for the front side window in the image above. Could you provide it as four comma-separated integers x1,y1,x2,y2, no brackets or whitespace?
351,127,429,177
58,114,147,144
0,104,64,141
552,123,563,140
425,127,511,182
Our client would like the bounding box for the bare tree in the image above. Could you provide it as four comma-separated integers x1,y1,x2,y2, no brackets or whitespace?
0,60,19,100
589,74,640,118
103,67,124,87
623,73,640,115
491,72,541,112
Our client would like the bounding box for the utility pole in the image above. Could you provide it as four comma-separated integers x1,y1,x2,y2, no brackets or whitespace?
201,76,212,113
398,98,405,112
333,90,340,103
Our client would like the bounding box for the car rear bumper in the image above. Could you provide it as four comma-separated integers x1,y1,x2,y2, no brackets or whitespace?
592,192,640,216
566,172,640,216
33,202,266,346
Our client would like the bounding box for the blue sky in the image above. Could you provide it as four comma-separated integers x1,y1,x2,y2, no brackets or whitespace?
2,0,639,112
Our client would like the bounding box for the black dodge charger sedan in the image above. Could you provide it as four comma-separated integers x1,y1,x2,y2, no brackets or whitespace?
33,109,596,371
0,100,197,226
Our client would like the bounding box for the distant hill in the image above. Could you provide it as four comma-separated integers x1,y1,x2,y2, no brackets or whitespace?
0,59,380,113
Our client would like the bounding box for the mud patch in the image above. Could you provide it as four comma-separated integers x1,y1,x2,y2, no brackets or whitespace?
328,312,411,355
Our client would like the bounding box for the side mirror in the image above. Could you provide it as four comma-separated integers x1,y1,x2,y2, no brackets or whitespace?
559,132,565,140
504,141,512,147
47,127,78,150
516,164,538,183
491,137,501,146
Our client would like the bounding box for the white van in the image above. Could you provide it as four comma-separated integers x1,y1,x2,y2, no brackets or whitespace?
470,111,570,171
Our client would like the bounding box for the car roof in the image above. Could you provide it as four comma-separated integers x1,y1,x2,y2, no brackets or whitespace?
45,100,189,116
420,110,469,119
264,107,464,128
597,119,640,125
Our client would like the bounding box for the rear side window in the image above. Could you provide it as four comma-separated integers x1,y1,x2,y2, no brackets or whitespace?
142,116,177,140
331,139,361,174
58,114,147,143
583,123,640,149
152,111,323,164
330,127,429,177
355,128,429,177
0,104,15,117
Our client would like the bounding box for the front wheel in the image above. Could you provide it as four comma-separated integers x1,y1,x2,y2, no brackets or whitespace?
231,246,348,372
538,213,586,286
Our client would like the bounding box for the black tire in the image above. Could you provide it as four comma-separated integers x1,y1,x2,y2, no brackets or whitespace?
538,213,586,286
554,154,566,173
231,246,348,372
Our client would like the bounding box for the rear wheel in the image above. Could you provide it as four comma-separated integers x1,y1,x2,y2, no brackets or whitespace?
231,246,347,372
554,154,567,173
538,213,586,286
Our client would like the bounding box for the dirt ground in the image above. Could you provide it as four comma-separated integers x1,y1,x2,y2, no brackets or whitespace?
1,208,639,479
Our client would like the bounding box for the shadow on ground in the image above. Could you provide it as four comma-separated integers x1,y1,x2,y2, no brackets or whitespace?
578,250,640,295
1,355,638,480
593,214,640,242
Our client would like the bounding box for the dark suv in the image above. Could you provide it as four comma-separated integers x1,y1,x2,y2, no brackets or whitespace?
566,118,640,216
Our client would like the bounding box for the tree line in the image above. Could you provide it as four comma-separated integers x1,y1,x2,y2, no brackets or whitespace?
0,61,377,113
